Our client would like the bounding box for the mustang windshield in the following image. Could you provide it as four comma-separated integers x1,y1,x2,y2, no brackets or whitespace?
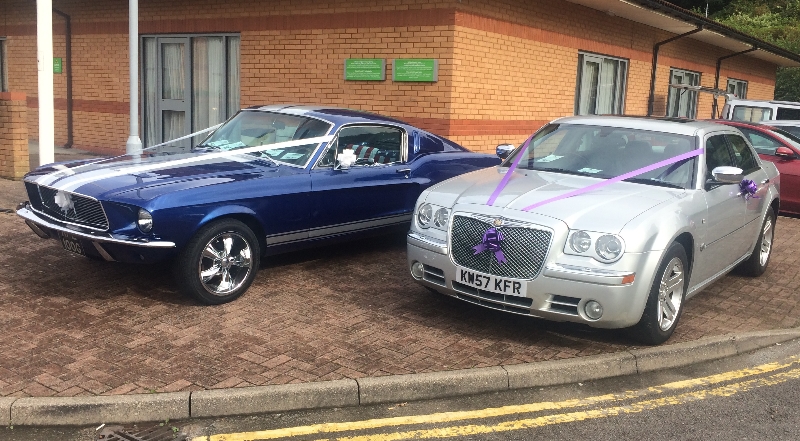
196,111,332,166
503,124,697,189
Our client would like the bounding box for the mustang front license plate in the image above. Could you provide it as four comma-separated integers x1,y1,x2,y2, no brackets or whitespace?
60,233,85,256
456,267,527,297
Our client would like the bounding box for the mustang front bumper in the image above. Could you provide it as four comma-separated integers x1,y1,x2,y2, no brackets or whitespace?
407,231,665,329
17,203,176,263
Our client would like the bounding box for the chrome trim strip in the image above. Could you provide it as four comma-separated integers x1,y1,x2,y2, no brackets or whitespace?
543,263,635,286
451,284,532,311
17,206,176,249
91,242,116,261
407,231,448,254
266,214,412,246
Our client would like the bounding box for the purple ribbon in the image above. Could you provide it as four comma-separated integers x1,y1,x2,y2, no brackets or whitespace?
473,228,507,264
739,179,759,201
486,146,704,212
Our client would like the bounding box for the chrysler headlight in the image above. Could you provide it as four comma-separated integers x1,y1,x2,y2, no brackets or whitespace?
433,207,450,228
569,230,592,253
137,209,153,233
417,203,433,228
595,235,623,261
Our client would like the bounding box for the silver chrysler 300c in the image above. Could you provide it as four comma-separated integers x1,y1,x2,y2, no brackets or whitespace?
407,116,780,344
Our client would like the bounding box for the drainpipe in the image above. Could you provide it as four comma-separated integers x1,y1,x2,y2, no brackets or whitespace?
647,27,702,117
125,0,143,155
52,7,72,148
711,47,757,119
37,0,55,165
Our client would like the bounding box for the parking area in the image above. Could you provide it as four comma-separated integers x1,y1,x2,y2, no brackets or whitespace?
1,177,799,398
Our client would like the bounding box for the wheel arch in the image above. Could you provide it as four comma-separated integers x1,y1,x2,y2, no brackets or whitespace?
672,232,695,281
198,207,267,255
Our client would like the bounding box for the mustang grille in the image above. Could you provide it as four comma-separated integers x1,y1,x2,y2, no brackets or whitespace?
36,185,109,230
450,215,551,280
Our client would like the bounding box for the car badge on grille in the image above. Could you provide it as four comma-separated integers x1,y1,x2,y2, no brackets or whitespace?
493,218,504,227
54,190,75,215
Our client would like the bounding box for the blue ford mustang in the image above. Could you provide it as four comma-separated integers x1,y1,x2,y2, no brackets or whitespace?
17,105,500,304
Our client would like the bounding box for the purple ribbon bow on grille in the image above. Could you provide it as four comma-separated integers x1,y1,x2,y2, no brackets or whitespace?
473,228,507,264
739,179,759,201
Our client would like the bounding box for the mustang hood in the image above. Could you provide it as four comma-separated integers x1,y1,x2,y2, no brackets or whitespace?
23,150,272,199
427,167,685,233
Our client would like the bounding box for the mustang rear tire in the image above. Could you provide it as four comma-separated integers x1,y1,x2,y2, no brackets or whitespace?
735,207,775,277
630,242,688,345
175,219,261,305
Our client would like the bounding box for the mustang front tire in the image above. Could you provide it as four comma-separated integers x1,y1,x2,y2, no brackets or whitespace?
630,242,688,345
175,219,261,305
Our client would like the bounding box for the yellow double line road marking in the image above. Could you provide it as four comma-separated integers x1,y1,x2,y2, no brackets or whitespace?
199,356,800,441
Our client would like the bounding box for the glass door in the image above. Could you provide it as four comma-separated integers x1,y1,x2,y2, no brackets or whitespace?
158,38,191,150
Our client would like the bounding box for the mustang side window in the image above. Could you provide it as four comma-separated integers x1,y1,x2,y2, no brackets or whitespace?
705,135,734,182
725,134,759,173
324,125,404,167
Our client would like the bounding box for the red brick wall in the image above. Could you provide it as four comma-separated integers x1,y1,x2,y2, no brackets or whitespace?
0,0,780,154
0,92,29,180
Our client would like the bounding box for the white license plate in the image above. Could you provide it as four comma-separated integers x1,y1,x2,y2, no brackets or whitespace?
456,267,527,297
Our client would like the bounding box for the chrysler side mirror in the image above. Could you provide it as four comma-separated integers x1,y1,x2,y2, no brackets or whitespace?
775,146,795,158
496,144,515,159
711,166,744,184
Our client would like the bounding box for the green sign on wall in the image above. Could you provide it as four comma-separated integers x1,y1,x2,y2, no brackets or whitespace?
344,59,386,81
53,57,63,74
393,59,438,82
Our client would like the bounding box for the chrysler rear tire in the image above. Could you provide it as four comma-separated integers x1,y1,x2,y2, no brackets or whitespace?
175,219,261,305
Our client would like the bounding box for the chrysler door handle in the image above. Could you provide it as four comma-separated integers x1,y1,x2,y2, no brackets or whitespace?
761,178,770,184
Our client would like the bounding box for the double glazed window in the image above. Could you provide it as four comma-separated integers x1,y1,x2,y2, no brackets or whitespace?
726,78,748,99
0,38,7,92
575,53,628,116
142,34,240,149
667,68,700,118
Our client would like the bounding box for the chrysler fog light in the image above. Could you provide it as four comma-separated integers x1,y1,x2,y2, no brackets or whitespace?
411,261,425,279
417,203,433,228
595,234,623,261
433,207,450,228
569,230,591,253
137,209,153,233
584,300,603,320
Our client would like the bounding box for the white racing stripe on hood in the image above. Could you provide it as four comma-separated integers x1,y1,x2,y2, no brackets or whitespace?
34,136,333,192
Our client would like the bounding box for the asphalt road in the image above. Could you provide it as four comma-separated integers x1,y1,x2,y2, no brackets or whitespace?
6,338,800,441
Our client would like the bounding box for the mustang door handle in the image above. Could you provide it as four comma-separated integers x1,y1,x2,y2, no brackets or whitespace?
396,168,411,174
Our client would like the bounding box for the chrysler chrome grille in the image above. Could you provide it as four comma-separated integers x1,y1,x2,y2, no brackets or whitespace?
450,215,552,280
36,185,109,230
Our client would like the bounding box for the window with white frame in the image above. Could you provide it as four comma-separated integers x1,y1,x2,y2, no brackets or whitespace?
726,78,748,99
142,34,240,149
575,52,628,116
666,68,700,118
0,38,7,92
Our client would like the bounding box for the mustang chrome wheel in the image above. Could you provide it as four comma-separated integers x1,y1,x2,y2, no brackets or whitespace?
175,218,261,305
199,232,253,296
759,217,773,267
656,256,684,331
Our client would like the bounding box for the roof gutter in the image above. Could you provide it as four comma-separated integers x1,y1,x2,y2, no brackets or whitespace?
647,27,702,117
630,0,800,66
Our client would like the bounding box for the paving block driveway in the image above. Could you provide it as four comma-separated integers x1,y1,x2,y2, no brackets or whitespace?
1,178,799,398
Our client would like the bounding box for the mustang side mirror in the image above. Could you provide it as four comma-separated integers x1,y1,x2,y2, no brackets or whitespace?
711,166,744,184
775,146,795,158
496,144,515,159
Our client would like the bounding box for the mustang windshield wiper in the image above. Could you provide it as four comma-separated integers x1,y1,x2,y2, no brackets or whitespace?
624,178,684,189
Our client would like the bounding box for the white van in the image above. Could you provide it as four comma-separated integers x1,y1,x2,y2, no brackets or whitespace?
722,98,800,122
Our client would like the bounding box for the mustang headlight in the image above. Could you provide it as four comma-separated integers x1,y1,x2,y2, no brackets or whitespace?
569,230,592,253
417,203,433,228
433,207,450,228
137,209,153,233
595,235,623,261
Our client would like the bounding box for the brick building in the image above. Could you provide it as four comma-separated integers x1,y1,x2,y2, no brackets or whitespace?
1,0,799,156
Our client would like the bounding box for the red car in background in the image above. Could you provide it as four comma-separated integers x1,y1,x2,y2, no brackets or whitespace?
714,120,800,215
